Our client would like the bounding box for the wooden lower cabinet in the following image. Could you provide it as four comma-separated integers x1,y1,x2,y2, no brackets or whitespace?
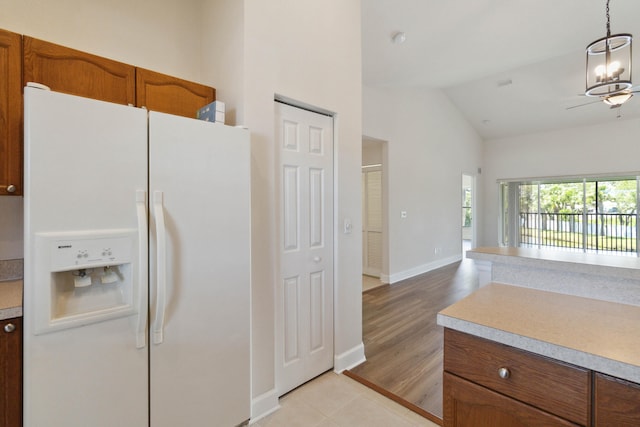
444,372,580,427
0,317,22,427
444,328,640,426
443,329,590,426
594,373,640,426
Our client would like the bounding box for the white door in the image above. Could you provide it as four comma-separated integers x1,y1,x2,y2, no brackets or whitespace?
148,112,251,426
275,102,334,395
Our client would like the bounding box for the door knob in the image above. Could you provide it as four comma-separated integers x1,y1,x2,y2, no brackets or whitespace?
4,323,16,333
313,256,322,263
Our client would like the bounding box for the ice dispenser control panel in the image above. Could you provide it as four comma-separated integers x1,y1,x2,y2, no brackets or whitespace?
50,233,133,271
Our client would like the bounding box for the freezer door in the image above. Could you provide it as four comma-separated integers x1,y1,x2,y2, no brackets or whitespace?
148,112,251,426
23,87,149,427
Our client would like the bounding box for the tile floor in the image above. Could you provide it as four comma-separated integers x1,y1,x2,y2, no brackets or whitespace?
251,371,439,427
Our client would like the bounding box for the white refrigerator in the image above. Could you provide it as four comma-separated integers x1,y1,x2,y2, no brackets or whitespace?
23,86,251,427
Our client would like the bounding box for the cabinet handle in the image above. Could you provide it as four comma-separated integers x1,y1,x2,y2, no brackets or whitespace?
4,323,16,333
498,367,511,379
3,184,17,193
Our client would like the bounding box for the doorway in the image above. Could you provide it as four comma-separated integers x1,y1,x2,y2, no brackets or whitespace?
274,101,335,396
362,165,382,277
362,137,387,291
462,174,474,254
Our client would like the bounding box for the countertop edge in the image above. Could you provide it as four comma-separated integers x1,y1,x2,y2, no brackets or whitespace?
437,313,640,384
466,248,640,279
0,306,23,321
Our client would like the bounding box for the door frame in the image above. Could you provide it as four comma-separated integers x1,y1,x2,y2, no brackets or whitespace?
273,95,337,396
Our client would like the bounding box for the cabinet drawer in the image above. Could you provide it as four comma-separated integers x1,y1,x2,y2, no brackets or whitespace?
444,329,590,425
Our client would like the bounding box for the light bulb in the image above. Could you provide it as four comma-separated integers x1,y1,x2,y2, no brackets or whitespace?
607,61,620,76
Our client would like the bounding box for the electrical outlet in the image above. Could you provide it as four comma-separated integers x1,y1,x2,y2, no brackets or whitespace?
400,211,407,218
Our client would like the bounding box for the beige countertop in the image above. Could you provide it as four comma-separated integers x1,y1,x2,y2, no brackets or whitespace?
468,246,640,274
0,280,23,320
437,283,640,383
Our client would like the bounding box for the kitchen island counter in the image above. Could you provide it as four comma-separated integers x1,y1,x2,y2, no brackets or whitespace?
467,246,640,306
437,282,640,383
0,280,22,320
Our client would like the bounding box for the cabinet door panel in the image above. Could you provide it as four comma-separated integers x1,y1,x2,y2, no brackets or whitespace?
444,372,580,427
0,28,22,196
1,317,22,427
23,36,135,105
595,373,640,426
136,67,214,119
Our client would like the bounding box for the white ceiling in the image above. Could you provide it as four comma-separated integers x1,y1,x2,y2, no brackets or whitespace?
362,0,640,139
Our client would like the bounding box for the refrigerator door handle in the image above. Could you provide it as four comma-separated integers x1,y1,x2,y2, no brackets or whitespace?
152,190,167,345
135,190,148,349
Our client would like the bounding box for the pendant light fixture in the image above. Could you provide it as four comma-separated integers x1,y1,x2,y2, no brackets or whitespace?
585,0,632,98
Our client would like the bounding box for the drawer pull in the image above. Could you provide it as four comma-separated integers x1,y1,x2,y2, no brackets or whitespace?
4,323,16,333
498,367,511,379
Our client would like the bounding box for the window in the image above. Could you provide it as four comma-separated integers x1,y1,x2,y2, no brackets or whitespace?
500,176,639,255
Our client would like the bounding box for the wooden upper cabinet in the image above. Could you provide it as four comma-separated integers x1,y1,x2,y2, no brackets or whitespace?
0,28,22,196
136,67,215,118
23,36,135,105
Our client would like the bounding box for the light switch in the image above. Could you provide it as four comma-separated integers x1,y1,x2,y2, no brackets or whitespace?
401,211,407,218
344,218,353,234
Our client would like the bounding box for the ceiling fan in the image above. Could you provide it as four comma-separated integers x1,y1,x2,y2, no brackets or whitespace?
567,86,640,110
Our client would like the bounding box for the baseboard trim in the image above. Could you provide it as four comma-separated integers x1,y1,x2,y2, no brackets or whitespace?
250,388,280,424
388,254,462,284
343,370,443,426
333,342,366,373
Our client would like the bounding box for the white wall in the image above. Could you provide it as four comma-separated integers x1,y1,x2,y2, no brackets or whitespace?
480,118,640,246
363,85,483,282
0,197,23,259
201,0,245,126
240,0,363,417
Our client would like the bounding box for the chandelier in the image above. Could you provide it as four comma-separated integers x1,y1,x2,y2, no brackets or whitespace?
585,0,632,100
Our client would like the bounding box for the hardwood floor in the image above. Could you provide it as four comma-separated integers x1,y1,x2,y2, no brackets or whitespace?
346,257,479,424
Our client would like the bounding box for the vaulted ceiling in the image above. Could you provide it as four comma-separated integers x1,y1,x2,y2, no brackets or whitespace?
362,0,640,139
